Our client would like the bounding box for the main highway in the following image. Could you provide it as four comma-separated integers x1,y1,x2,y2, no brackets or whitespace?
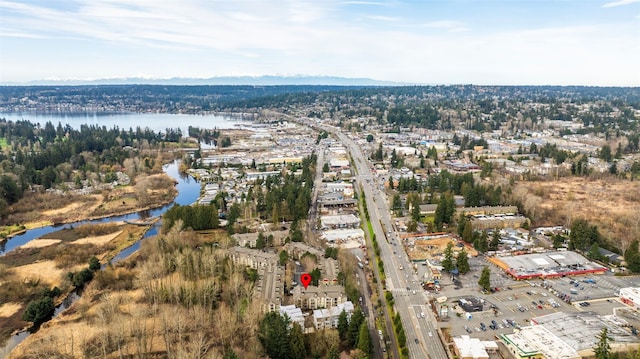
333,130,449,359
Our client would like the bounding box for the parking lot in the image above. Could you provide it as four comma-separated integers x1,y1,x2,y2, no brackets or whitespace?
429,254,640,340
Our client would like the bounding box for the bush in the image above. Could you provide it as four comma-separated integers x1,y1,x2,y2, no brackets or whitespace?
68,268,94,287
22,296,55,324
89,256,100,271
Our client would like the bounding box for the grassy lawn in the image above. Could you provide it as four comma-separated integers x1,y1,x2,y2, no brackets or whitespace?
0,137,7,149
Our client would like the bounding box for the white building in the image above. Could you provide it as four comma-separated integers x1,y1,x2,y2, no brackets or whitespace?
280,304,305,329
312,301,355,330
620,287,640,310
501,326,580,359
320,214,360,230
452,335,495,359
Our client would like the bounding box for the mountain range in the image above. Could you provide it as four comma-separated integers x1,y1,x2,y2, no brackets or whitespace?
7,75,407,86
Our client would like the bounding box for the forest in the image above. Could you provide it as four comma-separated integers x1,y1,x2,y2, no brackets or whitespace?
0,118,184,221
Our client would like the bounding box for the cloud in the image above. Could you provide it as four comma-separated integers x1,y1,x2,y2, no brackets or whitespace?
363,14,401,22
602,0,640,8
420,20,469,33
0,0,637,85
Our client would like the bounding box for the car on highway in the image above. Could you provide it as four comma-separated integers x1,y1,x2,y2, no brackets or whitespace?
428,332,433,337
415,338,419,344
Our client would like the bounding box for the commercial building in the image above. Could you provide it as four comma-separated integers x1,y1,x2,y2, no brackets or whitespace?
452,335,495,359
620,287,640,310
501,311,640,358
320,214,361,230
488,250,607,280
501,325,580,359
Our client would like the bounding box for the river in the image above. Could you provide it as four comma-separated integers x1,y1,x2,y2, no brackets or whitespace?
0,161,201,357
0,112,243,357
0,161,200,255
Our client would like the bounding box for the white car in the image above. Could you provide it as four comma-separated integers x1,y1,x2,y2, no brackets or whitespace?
428,332,433,337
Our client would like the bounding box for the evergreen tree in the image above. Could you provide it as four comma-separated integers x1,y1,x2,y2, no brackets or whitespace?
411,200,421,222
552,234,565,249
462,222,474,243
348,309,365,347
290,322,306,359
0,175,22,204
327,345,340,359
357,322,371,357
457,247,470,274
625,240,640,273
477,230,489,253
22,296,55,324
593,327,612,359
478,266,491,292
338,310,349,341
256,232,266,249
489,230,501,251
457,213,467,237
258,312,291,359
442,242,455,272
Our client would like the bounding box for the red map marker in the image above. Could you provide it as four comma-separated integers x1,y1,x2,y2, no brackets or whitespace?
300,273,312,289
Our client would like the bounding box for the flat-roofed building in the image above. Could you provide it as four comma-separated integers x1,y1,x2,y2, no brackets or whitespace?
511,311,640,358
320,214,360,230
489,250,607,280
620,287,640,310
452,335,493,359
501,325,580,359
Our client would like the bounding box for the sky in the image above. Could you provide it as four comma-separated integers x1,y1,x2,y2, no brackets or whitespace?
0,0,639,86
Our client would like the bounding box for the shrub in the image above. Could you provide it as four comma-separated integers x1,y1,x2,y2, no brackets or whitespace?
22,296,55,324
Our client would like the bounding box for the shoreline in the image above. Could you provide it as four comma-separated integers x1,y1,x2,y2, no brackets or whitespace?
0,178,179,249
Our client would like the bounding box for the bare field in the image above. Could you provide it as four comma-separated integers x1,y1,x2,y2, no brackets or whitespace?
72,230,123,246
0,303,21,318
515,177,640,246
18,239,61,250
11,260,84,287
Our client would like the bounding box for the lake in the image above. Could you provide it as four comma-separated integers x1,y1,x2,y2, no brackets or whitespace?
0,112,253,135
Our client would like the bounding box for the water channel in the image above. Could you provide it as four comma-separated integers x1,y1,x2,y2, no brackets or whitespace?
0,161,201,357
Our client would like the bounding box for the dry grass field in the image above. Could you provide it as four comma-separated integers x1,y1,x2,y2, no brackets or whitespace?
0,172,176,240
514,177,640,250
0,223,150,345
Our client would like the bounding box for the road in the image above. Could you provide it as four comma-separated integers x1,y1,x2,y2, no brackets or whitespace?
333,130,449,359
307,138,385,357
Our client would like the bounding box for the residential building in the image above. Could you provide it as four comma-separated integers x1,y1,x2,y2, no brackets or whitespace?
293,285,348,310
312,301,354,330
229,246,278,270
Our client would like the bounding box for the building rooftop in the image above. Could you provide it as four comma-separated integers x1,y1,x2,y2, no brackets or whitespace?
493,250,607,279
453,335,490,359
531,311,639,351
501,325,580,359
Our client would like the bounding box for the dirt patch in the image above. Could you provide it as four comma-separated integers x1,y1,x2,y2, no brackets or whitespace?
72,230,123,246
0,302,21,318
18,239,61,250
